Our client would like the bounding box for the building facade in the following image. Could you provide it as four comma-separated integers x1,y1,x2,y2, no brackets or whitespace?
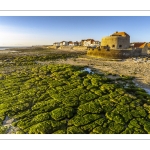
101,31,130,49
80,39,100,47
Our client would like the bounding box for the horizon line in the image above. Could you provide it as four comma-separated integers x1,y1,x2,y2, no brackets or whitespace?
1,10,150,11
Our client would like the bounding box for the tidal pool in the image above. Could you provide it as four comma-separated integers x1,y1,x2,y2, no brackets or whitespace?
83,67,94,74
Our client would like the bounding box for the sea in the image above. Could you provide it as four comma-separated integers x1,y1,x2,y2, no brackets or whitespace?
0,46,29,50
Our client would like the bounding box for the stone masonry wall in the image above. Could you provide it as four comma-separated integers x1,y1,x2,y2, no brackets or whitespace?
87,48,142,59
101,36,130,49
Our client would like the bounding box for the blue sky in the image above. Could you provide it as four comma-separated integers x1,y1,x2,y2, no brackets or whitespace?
0,16,150,46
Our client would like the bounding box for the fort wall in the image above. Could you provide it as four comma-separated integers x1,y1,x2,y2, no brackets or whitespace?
101,36,130,49
87,48,142,59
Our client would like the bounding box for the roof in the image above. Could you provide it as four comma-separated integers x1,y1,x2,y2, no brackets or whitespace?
87,39,94,41
111,31,129,37
68,41,73,44
147,43,150,48
133,42,146,48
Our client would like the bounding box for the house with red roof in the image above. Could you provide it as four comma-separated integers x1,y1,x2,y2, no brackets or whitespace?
84,39,95,46
131,42,148,55
68,41,74,46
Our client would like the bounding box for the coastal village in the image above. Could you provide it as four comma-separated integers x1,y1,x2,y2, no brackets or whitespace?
52,31,150,57
53,39,100,47
2,15,150,136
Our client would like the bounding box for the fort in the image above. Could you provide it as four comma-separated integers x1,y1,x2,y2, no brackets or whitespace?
87,31,147,59
87,48,142,59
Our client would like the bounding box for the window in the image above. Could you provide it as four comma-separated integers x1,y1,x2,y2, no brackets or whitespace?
112,45,115,48
119,45,122,48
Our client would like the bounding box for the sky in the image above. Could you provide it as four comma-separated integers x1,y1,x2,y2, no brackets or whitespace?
0,16,150,46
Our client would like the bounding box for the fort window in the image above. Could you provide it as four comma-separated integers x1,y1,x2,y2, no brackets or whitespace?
119,45,122,48
112,45,115,48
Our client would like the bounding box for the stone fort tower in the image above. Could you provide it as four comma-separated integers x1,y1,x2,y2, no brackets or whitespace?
101,31,130,49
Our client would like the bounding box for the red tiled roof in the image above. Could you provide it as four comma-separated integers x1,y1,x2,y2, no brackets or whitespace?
147,43,150,48
133,42,146,48
68,41,73,44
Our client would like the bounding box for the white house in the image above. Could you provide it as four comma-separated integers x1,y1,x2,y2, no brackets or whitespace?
62,41,68,46
68,41,74,46
60,42,63,46
54,39,99,47
94,41,100,47
83,39,94,46
59,41,68,46
82,39,100,47
53,42,60,46
68,41,79,46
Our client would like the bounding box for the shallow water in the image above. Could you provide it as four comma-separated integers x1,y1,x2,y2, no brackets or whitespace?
83,67,94,74
143,88,150,95
134,82,150,95
0,46,29,50
0,47,11,50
